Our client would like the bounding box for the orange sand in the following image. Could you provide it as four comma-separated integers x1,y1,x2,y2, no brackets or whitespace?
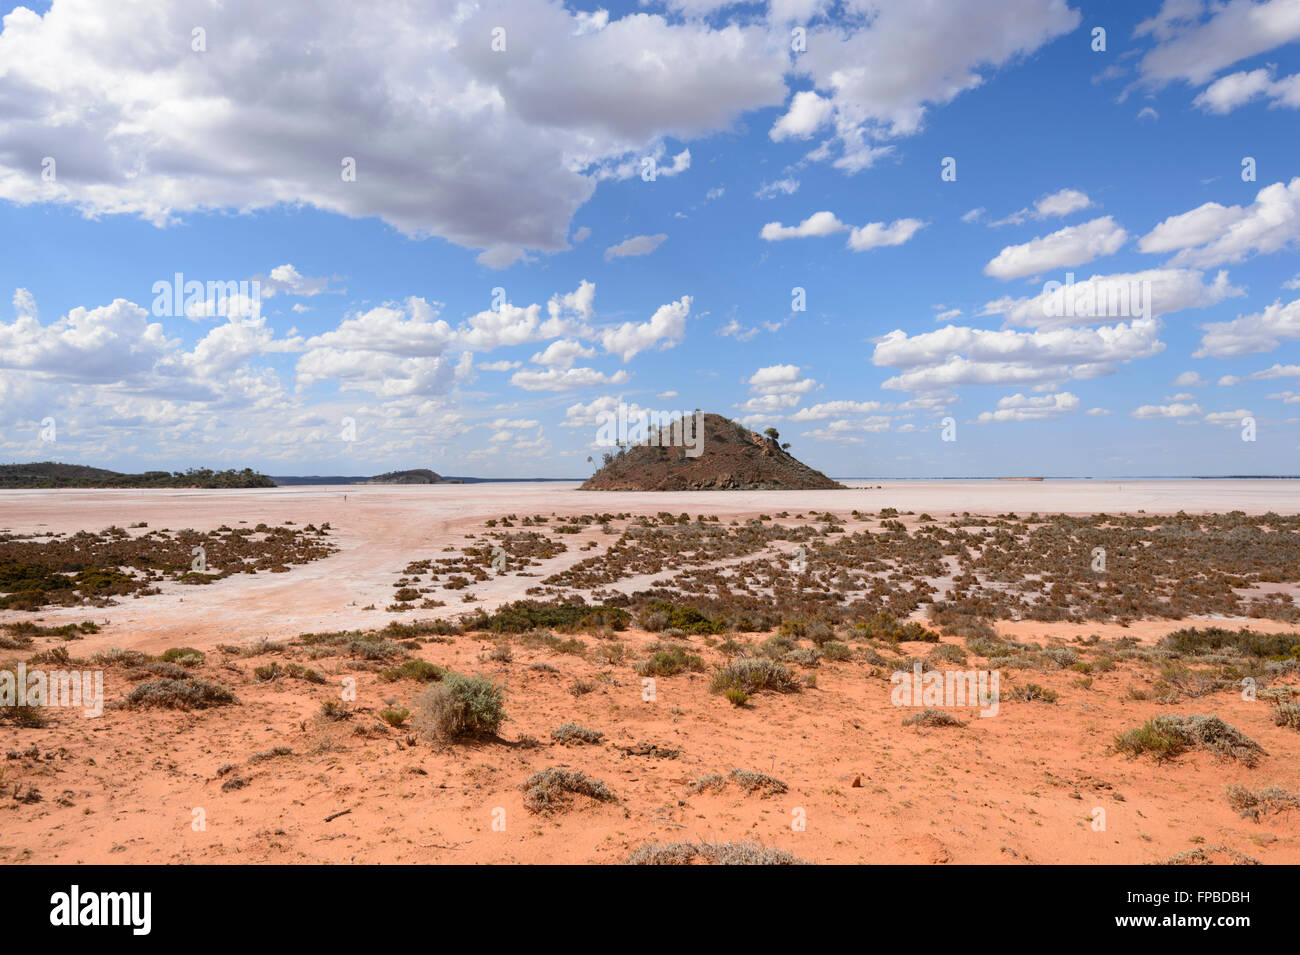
1,480,1297,864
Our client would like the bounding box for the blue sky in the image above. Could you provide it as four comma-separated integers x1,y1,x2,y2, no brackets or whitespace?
1,0,1299,478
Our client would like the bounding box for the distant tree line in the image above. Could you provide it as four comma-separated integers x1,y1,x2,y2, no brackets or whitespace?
0,462,276,489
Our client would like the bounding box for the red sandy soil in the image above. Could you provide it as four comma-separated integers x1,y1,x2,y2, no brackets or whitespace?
1,482,1298,864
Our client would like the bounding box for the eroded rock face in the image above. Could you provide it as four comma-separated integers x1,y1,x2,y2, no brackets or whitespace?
580,414,844,491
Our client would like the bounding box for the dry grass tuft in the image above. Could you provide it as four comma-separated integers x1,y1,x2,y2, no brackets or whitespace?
521,768,615,813
624,840,809,865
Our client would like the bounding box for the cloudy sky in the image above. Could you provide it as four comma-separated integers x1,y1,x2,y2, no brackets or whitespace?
1,0,1299,478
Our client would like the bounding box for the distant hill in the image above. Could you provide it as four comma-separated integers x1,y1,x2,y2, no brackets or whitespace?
580,413,845,491
269,474,374,486
0,462,276,489
364,468,453,485
271,474,567,485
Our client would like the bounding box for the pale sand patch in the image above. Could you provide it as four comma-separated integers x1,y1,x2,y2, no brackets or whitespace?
2,479,1297,651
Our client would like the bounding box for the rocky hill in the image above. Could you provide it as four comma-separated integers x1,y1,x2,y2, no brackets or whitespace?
580,414,844,490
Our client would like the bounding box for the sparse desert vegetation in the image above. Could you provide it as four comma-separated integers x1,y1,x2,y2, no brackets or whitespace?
903,707,968,728
1226,785,1300,819
521,768,615,813
624,840,810,865
415,673,506,741
1114,715,1265,766
550,722,604,745
3,485,1299,864
126,677,238,709
0,522,334,609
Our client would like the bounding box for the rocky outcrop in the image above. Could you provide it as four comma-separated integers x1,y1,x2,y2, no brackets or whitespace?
580,414,843,491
